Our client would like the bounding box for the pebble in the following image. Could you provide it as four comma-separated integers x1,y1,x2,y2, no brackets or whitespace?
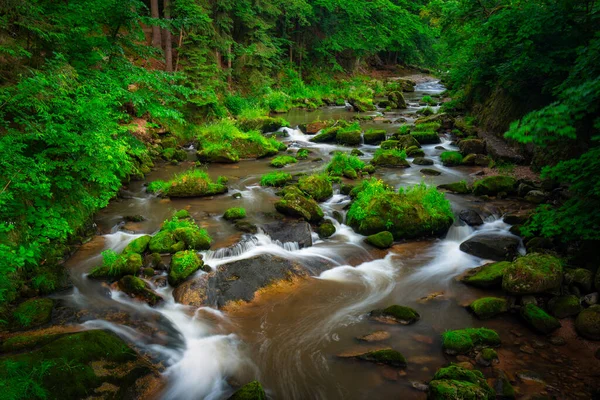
532,340,548,349
357,331,391,342
411,382,428,392
583,292,598,306
549,336,566,346
510,329,524,337
411,334,434,344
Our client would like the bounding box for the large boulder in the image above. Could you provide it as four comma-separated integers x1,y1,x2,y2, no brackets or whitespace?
458,139,486,155
575,305,600,340
173,273,211,307
502,253,563,294
261,221,313,248
459,234,520,261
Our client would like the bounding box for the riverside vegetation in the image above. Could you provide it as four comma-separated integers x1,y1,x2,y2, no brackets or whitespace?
1,0,600,399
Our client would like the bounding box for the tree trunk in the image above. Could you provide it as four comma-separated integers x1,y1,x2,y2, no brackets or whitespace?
227,44,232,88
163,0,173,72
150,0,161,48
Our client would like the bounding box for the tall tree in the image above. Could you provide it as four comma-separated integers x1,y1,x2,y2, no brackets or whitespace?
150,0,162,48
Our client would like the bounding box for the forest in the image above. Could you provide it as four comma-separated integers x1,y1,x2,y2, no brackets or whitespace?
1,0,599,399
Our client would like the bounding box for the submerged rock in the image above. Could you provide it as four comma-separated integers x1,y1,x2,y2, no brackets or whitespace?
357,331,391,342
118,275,163,306
502,253,563,294
369,305,420,325
227,381,267,400
357,349,407,368
459,234,520,261
261,221,313,248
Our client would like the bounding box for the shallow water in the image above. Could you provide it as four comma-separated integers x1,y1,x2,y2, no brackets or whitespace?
58,80,598,399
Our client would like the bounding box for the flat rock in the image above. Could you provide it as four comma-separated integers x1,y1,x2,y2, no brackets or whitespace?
459,233,520,261
357,331,391,342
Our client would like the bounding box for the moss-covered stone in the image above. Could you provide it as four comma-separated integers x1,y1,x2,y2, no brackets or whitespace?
481,348,498,361
429,365,495,400
442,328,501,354
461,262,511,288
0,330,153,400
88,253,143,280
235,220,258,234
148,217,211,254
270,155,297,168
274,186,324,223
473,176,517,196
548,295,582,318
411,130,441,145
363,164,376,174
118,275,162,306
575,305,600,340
162,147,187,163
336,128,361,146
440,151,464,166
224,207,247,221
197,147,240,163
364,129,386,145
173,209,190,219
310,126,340,143
227,381,267,400
406,146,425,157
169,251,204,286
162,170,228,198
12,298,54,329
438,181,471,194
356,349,407,368
564,268,594,294
122,235,151,255
318,222,336,239
520,303,561,334
237,116,288,133
372,149,410,168
298,174,333,202
502,254,563,294
370,305,420,325
365,231,394,249
469,297,508,319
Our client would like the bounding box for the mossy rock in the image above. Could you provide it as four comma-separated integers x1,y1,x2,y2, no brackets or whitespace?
520,303,561,334
149,220,211,254
363,164,376,174
224,207,246,221
372,150,410,168
575,305,600,340
442,328,500,354
413,157,434,166
364,129,386,145
298,175,333,202
369,305,420,325
406,146,425,157
440,151,463,166
296,149,310,159
461,262,511,288
169,251,204,286
318,222,336,239
310,126,340,143
161,136,178,149
275,186,324,223
411,131,441,145
227,381,267,400
548,295,582,319
88,253,143,280
564,268,594,294
235,220,258,234
270,155,297,168
0,333,65,353
429,365,495,400
0,330,154,400
350,148,364,157
122,235,152,255
381,140,400,150
12,298,54,329
480,348,498,361
166,177,228,198
473,176,517,196
336,129,361,146
365,231,394,249
197,148,240,163
237,116,288,133
118,275,162,306
502,254,563,294
173,209,190,219
343,168,358,179
162,147,187,163
356,349,407,368
469,297,508,319
438,181,471,194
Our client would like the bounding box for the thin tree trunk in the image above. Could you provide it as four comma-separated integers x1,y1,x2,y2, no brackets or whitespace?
150,0,161,48
174,29,183,72
227,44,232,88
163,0,173,72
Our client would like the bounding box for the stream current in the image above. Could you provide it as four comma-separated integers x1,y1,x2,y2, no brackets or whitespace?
57,80,583,399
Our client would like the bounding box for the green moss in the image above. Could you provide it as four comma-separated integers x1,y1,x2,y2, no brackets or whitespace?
161,147,187,163
469,297,508,319
410,123,441,144
122,235,151,255
371,148,409,168
370,305,420,324
224,208,247,221
364,129,386,145
502,253,563,294
173,209,190,219
0,333,63,353
161,169,228,198
481,348,498,361
274,186,324,222
147,180,169,194
118,275,162,306
161,136,178,148
365,231,394,249
440,151,464,166
169,250,204,286
356,349,407,368
227,381,266,400
548,295,582,318
429,380,493,400
298,174,333,201
260,171,293,187
336,123,362,146
462,261,511,288
438,181,471,194
148,217,212,253
442,328,501,354
564,268,594,293
575,305,600,340
325,153,365,178
89,252,143,280
296,149,310,160
347,180,454,240
270,155,297,168
520,303,561,334
13,298,54,329
237,116,288,133
318,222,336,239
473,176,517,196
433,365,486,384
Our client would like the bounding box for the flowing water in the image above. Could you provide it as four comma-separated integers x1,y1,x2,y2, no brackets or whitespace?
56,79,595,399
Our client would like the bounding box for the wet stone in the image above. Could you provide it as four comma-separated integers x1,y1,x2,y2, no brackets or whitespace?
357,331,391,342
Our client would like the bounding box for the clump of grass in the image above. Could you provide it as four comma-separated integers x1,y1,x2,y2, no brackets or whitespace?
296,149,310,159
325,152,365,178
270,155,297,168
260,171,293,187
